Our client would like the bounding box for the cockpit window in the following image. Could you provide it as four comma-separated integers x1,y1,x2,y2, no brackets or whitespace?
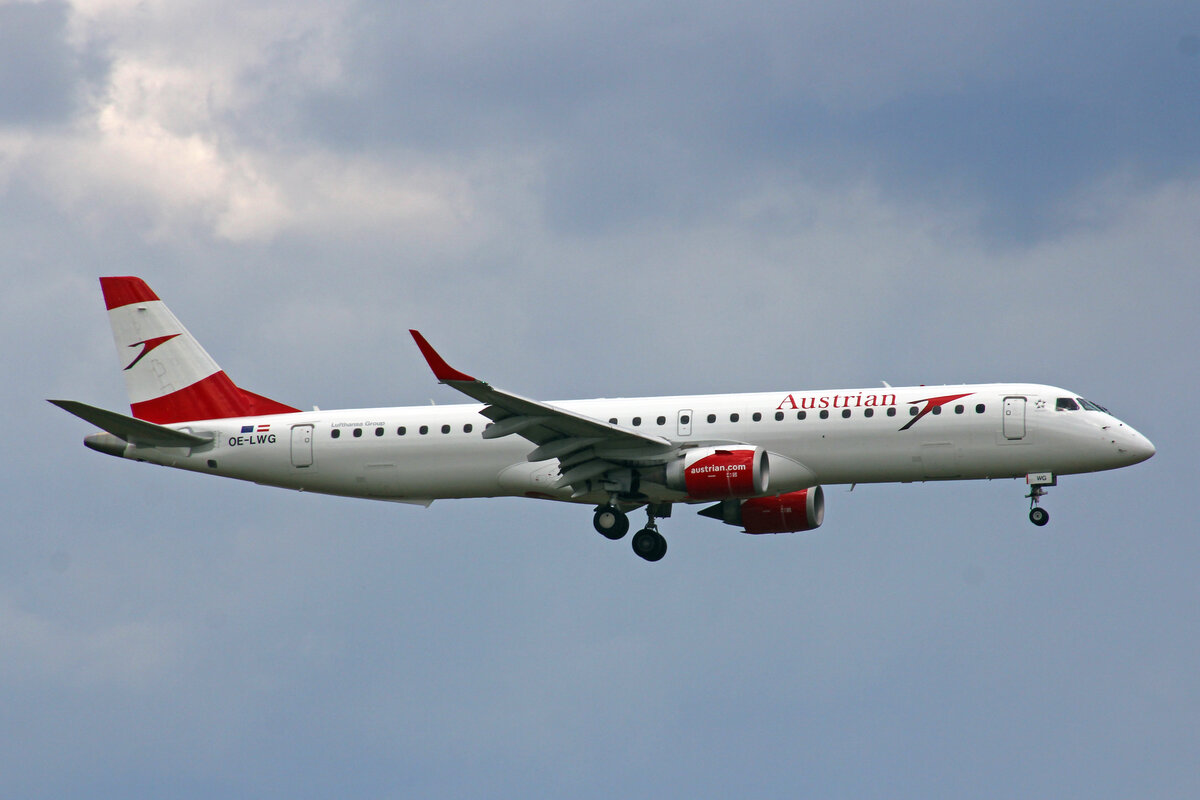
1077,398,1109,413
1056,397,1080,411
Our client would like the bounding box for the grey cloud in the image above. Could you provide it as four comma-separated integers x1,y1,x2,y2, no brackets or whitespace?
0,1,104,125
224,2,1200,238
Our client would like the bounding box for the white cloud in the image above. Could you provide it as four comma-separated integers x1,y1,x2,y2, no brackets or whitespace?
19,16,489,242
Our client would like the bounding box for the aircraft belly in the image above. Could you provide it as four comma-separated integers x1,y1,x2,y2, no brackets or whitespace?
304,437,523,499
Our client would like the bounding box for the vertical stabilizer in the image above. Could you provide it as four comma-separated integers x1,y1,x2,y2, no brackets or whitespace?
100,277,299,423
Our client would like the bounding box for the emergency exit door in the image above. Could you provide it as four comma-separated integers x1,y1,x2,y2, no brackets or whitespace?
291,424,314,467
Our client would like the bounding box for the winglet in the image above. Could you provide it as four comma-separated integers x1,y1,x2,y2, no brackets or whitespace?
410,330,477,383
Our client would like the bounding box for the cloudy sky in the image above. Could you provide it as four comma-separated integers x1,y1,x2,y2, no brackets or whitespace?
4,0,1199,796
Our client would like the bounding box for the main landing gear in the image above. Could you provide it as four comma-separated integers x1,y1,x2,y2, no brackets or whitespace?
631,520,668,563
593,503,669,561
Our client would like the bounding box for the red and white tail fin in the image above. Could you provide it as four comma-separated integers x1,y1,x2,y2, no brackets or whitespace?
100,277,299,423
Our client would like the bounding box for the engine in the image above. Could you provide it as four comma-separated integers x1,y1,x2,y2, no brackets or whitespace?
664,446,769,500
699,487,825,534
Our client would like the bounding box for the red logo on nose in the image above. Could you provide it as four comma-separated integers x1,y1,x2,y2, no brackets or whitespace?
124,334,180,370
899,392,974,430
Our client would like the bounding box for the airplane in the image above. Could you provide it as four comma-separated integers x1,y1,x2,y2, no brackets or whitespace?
52,277,1156,561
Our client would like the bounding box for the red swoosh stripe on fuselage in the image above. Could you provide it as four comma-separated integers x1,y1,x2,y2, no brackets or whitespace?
898,392,975,431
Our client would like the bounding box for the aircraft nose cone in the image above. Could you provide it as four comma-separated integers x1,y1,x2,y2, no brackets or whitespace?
1116,428,1155,464
1131,434,1156,463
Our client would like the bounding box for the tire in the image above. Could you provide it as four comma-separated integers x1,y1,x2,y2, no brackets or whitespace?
593,506,629,540
632,529,667,562
1029,507,1050,526
647,534,667,562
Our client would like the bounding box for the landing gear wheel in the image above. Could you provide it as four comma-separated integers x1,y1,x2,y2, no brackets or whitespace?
631,528,667,562
1029,507,1050,526
593,506,629,540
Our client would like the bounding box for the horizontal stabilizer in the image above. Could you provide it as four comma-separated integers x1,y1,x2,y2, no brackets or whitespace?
48,399,213,448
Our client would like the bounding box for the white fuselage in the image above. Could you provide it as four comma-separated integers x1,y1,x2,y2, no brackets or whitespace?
120,383,1155,506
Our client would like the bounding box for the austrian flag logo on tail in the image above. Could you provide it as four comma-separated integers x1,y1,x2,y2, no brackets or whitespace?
899,392,974,431
241,424,271,433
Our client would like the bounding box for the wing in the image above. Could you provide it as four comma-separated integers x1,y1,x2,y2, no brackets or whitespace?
410,331,676,493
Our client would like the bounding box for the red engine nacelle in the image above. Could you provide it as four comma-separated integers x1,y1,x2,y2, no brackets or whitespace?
665,447,769,500
737,487,825,533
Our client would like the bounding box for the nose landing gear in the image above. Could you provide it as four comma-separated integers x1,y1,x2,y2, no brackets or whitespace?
1025,473,1054,526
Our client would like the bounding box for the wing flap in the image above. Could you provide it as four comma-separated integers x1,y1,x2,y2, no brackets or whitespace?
553,458,617,489
526,437,604,462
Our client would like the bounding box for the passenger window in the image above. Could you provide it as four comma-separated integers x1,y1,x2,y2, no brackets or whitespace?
419,425,429,435
397,426,406,435
797,411,807,420
864,408,874,418
441,424,451,434
819,410,829,419
656,416,666,425
680,415,690,425
954,405,964,414
609,418,617,425
632,417,642,426
932,407,941,415
730,413,740,422
842,409,851,418
887,407,897,417
975,404,985,414
909,407,918,416
331,429,340,439
707,414,716,423
375,427,384,436
1056,398,1080,411
752,412,762,422
464,424,473,433
775,411,784,421
353,428,363,437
